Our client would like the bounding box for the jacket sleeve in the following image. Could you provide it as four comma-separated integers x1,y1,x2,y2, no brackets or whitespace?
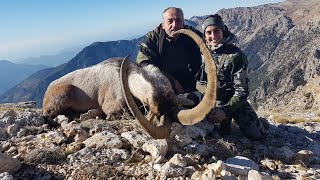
226,51,249,112
136,32,159,65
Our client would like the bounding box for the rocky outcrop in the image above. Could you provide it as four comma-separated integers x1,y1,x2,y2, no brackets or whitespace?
0,153,21,174
1,105,320,179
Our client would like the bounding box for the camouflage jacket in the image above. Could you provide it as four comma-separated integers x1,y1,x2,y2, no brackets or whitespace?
136,24,202,93
197,36,249,114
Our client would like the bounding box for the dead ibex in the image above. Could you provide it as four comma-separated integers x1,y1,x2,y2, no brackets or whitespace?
43,29,217,139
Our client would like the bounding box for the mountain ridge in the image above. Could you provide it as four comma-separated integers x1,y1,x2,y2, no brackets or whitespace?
0,38,142,105
0,60,49,95
1,0,319,113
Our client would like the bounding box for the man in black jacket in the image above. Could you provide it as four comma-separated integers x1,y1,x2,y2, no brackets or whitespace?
136,7,202,95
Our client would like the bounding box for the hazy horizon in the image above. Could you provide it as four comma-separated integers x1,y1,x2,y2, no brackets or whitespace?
0,0,283,62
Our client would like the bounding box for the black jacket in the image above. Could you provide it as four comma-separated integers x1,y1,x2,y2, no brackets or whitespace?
136,24,202,93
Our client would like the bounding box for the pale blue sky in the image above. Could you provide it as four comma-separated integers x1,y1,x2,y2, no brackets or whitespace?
0,0,283,61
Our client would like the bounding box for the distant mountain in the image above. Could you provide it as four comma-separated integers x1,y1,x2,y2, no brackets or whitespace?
1,0,320,112
185,19,199,28
15,45,85,67
188,16,206,30
0,60,49,94
206,0,320,111
0,38,143,106
122,34,144,40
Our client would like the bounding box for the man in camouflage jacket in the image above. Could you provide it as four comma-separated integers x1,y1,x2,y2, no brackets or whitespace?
199,14,268,141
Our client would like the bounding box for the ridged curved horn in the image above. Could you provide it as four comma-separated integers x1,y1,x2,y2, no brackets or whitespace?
173,29,217,125
120,56,172,139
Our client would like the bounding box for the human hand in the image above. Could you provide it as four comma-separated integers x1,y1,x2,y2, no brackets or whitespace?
176,93,195,106
206,108,226,123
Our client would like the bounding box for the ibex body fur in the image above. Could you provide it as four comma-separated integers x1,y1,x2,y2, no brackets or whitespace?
43,58,175,118
43,29,217,139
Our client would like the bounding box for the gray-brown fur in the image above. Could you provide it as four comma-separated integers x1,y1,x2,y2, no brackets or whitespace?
43,58,176,118
43,29,217,139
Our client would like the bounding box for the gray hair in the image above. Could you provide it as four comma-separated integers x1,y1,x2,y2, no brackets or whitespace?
162,7,184,18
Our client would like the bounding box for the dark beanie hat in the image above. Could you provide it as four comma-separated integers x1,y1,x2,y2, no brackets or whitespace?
202,14,225,32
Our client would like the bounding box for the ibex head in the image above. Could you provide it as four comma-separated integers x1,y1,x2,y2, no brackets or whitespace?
121,29,217,139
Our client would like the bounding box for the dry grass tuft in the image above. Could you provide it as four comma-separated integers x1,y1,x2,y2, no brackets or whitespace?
311,117,320,123
271,108,282,113
70,163,130,179
273,116,306,124
213,139,238,159
272,114,290,124
290,118,306,124
107,108,142,134
0,104,41,114
0,106,23,114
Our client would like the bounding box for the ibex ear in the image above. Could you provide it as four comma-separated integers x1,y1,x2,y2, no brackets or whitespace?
176,93,195,106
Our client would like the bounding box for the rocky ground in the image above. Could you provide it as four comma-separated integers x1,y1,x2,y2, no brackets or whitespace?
0,102,320,180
